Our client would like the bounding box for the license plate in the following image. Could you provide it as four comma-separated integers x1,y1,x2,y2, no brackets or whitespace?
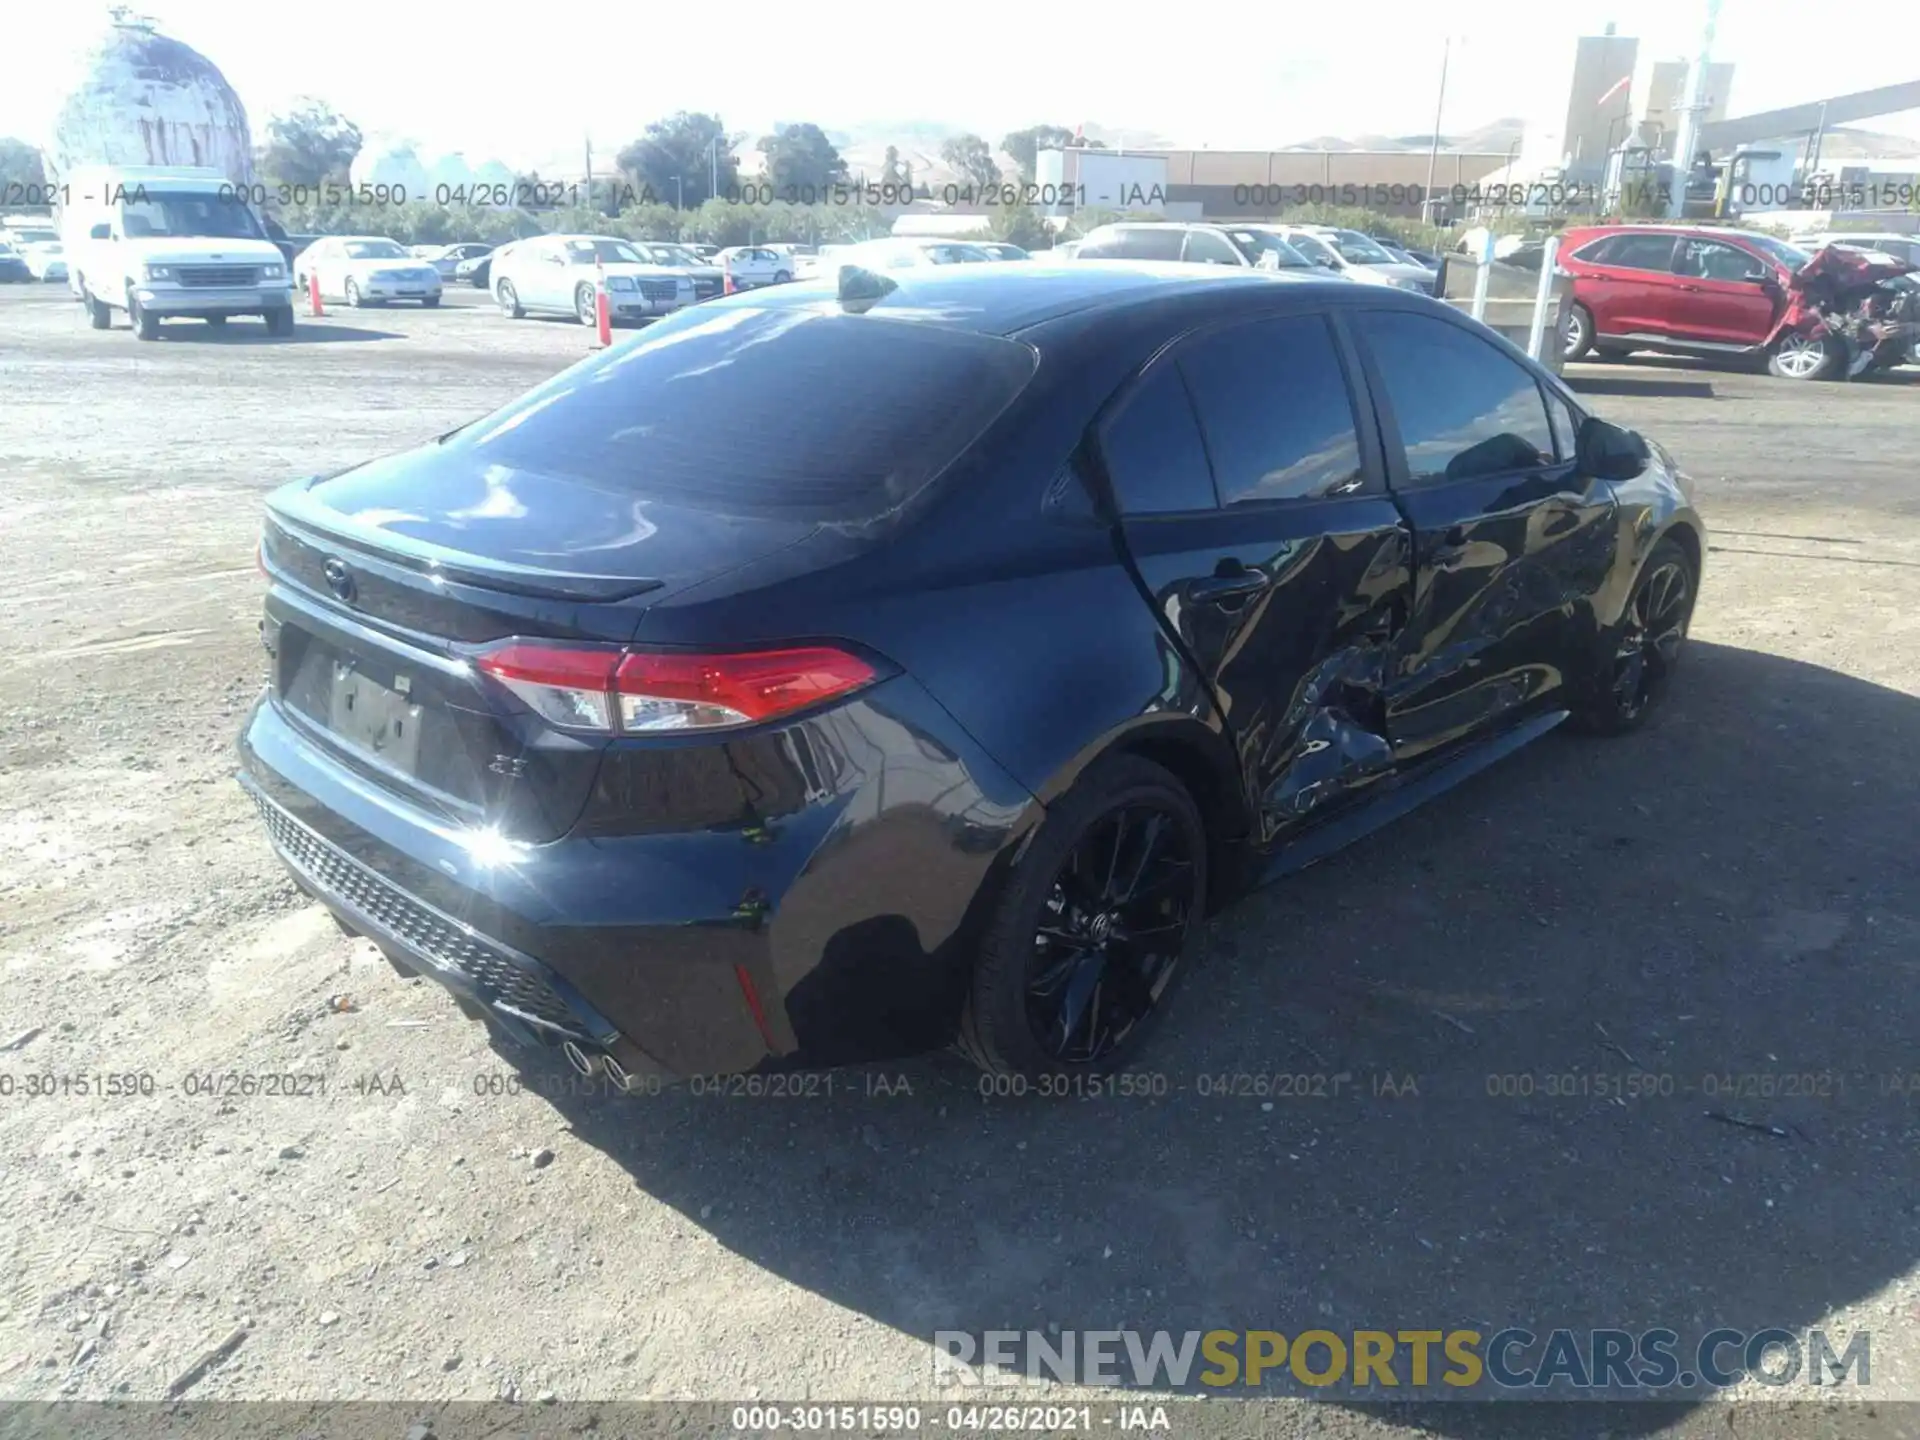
326,661,423,774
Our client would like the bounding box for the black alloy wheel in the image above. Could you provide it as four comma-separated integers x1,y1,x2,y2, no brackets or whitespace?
1576,537,1694,734
961,755,1206,1076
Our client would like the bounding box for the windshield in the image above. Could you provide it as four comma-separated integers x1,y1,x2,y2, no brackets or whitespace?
1742,233,1811,270
566,239,644,265
343,239,409,259
451,307,1037,523
656,245,704,266
13,229,57,244
1287,233,1338,267
1328,230,1397,264
1227,230,1313,268
119,191,265,241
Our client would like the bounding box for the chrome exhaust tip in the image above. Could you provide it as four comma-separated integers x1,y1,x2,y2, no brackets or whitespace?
561,1039,602,1078
603,1052,642,1094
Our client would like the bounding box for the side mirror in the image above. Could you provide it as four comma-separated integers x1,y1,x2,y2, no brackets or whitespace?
1575,415,1651,480
90,224,111,240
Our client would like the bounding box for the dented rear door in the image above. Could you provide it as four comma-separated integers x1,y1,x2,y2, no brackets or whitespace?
1099,308,1412,847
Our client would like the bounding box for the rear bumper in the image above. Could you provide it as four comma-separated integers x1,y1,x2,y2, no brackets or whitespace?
236,678,1038,1076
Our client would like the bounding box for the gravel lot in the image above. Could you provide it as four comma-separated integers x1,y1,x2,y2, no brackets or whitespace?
2,284,1918,1438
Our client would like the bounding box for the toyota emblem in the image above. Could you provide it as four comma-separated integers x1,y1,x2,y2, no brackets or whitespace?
323,557,356,603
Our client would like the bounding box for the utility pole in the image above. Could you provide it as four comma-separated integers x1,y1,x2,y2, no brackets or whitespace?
1666,0,1722,219
1422,36,1452,228
584,134,593,211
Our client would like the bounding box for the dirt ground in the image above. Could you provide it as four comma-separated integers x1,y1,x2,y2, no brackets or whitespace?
2,285,1919,1438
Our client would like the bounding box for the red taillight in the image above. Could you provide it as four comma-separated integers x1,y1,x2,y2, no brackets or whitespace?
475,643,877,735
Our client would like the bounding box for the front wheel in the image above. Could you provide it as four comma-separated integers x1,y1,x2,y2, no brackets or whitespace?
496,280,523,318
575,284,598,325
1572,536,1696,735
1768,329,1838,381
130,294,160,341
83,287,113,329
772,269,791,284
958,755,1207,1078
265,306,295,337
343,279,362,308
421,295,441,308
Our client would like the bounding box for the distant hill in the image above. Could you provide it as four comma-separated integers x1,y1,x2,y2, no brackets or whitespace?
1283,118,1525,154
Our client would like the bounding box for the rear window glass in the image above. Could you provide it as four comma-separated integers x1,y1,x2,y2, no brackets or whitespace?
452,307,1036,523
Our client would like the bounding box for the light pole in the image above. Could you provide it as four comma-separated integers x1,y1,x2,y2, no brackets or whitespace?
1422,36,1453,229
1667,0,1723,219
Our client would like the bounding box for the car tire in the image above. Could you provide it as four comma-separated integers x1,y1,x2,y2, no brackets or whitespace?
773,269,791,284
130,293,159,341
344,279,362,308
1570,535,1696,736
204,314,226,328
83,286,113,329
422,295,441,308
265,306,295,337
1768,329,1839,381
957,754,1207,1079
497,280,523,318
1562,303,1595,360
575,284,598,326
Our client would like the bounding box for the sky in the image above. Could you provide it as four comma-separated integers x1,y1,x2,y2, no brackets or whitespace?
7,0,1919,171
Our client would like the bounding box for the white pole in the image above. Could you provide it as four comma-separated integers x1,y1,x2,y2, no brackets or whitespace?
1527,234,1561,360
1667,0,1722,220
1470,227,1495,321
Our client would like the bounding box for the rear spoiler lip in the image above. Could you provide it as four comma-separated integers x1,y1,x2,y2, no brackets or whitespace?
265,494,666,605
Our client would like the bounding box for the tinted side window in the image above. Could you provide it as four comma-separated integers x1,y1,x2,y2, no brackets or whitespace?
1176,315,1365,504
1675,238,1758,281
1544,388,1578,462
1572,236,1617,264
1109,229,1185,261
1181,230,1242,265
1356,311,1554,486
1603,233,1679,271
1099,363,1217,515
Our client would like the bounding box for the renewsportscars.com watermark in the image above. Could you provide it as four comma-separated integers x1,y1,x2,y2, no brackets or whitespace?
933,1328,1872,1394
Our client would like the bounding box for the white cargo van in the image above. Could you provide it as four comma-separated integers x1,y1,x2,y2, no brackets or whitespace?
60,166,295,338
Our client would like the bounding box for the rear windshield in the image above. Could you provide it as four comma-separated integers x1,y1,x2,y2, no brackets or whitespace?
452,306,1037,523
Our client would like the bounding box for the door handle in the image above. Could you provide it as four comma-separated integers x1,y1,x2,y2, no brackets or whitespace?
1677,283,1703,292
1191,567,1267,604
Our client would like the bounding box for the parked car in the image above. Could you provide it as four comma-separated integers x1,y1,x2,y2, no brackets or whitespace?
240,262,1702,1083
1370,235,1442,270
973,242,1031,261
293,236,443,307
715,245,793,288
61,165,295,338
0,242,30,282
23,241,68,281
493,234,695,323
420,242,495,279
1271,226,1435,291
455,245,504,288
1,224,59,250
1792,232,1920,267
1077,222,1316,273
623,241,725,301
1556,223,1918,380
687,243,720,260
817,238,999,272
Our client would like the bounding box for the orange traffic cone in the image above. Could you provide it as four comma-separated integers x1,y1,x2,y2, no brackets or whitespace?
308,270,324,316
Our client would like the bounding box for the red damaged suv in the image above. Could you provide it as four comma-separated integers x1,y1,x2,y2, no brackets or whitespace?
1557,223,1918,380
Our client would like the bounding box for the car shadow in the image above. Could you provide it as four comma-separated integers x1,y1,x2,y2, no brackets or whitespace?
536,640,1919,1431
145,321,404,343
1565,375,1719,398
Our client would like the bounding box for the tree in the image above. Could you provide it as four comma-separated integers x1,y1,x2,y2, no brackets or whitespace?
990,203,1051,250
1002,125,1074,180
940,134,1000,192
261,100,361,188
618,112,739,210
757,124,848,195
0,138,46,194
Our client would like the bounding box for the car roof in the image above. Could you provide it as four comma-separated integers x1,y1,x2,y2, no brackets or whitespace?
719,259,1350,336
1092,220,1224,232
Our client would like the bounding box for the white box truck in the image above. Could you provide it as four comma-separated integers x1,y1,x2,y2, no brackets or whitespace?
59,165,295,338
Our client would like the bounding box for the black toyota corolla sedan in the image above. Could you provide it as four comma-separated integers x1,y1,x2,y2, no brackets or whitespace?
240,261,1704,1083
